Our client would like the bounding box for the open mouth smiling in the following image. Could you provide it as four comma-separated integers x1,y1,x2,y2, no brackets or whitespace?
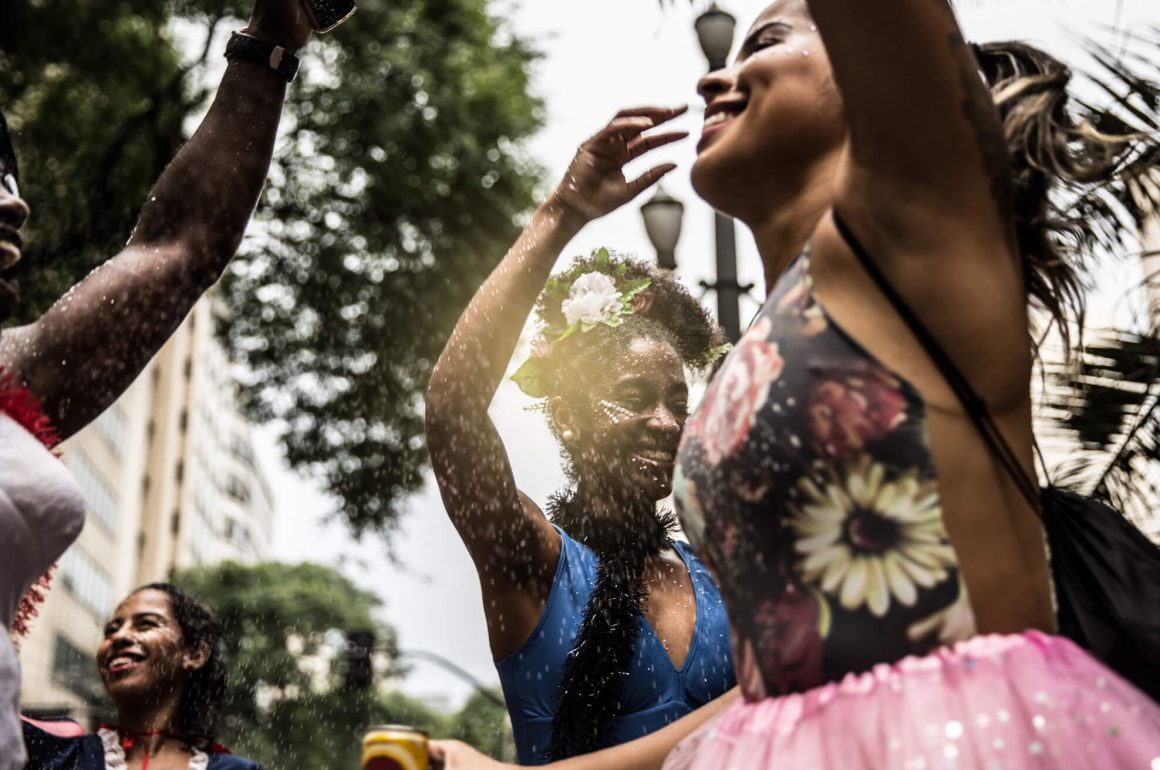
105,650,146,676
633,444,677,470
699,99,748,149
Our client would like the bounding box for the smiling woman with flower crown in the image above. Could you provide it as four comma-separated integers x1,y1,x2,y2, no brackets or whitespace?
425,109,736,764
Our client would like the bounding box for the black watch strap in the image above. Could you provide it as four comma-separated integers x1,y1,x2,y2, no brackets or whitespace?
225,31,300,82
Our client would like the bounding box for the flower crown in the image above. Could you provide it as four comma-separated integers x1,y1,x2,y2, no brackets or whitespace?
511,248,729,398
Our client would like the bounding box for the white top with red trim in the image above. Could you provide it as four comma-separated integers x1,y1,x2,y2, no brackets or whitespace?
1,412,86,770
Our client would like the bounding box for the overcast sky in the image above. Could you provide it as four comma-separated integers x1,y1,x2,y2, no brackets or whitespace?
267,0,1158,709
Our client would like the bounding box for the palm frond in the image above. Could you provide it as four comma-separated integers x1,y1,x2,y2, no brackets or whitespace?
1036,26,1160,541
1050,27,1160,278
1042,329,1160,536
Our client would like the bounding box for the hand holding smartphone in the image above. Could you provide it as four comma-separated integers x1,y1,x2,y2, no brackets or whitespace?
300,0,357,32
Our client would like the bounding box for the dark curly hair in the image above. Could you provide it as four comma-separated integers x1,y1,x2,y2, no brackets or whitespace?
132,582,228,743
530,250,724,451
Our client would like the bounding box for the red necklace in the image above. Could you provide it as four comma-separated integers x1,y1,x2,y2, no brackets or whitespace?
99,724,228,768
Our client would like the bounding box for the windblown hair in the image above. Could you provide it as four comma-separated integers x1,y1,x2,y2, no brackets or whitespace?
973,41,1158,352
532,251,724,454
133,582,228,743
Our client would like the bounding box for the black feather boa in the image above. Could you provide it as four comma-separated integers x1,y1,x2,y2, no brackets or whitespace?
546,491,678,760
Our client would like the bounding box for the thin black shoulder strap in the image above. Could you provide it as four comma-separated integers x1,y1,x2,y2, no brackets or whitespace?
829,208,1042,512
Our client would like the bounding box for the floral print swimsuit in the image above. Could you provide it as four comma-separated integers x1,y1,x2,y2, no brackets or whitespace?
674,235,975,701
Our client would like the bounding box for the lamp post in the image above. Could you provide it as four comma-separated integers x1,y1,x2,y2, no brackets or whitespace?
640,184,684,271
694,3,746,342
694,3,736,70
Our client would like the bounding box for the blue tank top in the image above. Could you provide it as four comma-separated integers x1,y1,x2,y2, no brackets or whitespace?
495,525,735,764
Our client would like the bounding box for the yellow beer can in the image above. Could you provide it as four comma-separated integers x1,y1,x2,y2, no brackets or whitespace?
362,725,429,770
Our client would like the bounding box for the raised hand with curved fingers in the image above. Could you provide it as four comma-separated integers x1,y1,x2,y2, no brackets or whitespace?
425,104,692,662
551,106,688,222
247,0,315,49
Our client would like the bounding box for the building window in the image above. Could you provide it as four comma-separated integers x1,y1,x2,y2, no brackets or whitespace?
52,635,103,703
67,450,119,532
230,434,256,468
92,403,127,458
58,546,113,618
225,517,251,550
225,475,251,505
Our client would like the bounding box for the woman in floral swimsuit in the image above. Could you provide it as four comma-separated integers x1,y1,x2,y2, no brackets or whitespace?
432,1,1160,768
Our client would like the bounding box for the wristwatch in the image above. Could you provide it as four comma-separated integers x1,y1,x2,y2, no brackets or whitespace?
225,31,300,83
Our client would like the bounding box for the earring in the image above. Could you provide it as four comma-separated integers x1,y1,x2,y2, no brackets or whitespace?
562,429,575,442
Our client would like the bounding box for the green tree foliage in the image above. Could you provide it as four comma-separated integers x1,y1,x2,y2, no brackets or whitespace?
175,561,398,767
2,0,544,538
174,561,512,769
0,0,192,317
445,691,510,759
220,0,544,538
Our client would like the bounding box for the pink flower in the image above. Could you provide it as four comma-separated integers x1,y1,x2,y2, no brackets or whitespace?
753,585,824,694
631,289,654,316
696,317,784,466
808,371,906,459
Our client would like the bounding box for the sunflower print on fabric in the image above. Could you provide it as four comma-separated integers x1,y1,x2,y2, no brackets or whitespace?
675,245,975,700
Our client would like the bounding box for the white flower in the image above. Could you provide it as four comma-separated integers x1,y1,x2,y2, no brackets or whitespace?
789,456,957,617
562,272,622,327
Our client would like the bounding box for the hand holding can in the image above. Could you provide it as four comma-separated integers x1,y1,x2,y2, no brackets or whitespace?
362,725,429,770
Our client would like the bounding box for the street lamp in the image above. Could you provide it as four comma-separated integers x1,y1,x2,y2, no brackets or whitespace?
694,3,737,70
640,184,684,271
693,3,746,342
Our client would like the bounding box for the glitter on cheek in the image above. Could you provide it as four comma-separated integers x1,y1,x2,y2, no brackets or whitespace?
599,399,635,423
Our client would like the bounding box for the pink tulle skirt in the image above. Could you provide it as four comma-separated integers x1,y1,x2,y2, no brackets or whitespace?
664,632,1160,770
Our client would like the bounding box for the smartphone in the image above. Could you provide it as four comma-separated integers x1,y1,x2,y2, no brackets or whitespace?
299,0,357,32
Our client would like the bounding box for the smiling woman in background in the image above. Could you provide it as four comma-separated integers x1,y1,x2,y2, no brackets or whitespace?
425,108,736,763
22,583,261,770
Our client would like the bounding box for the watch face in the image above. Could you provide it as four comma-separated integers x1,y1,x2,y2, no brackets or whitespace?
300,0,357,32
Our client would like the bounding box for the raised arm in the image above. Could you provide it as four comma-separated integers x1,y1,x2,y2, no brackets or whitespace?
425,108,685,652
0,0,313,439
800,0,1013,246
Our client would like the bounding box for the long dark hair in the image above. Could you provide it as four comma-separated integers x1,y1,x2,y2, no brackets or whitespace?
973,41,1158,353
133,582,228,742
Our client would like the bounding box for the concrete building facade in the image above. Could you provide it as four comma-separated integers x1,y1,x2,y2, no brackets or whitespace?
18,295,274,720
